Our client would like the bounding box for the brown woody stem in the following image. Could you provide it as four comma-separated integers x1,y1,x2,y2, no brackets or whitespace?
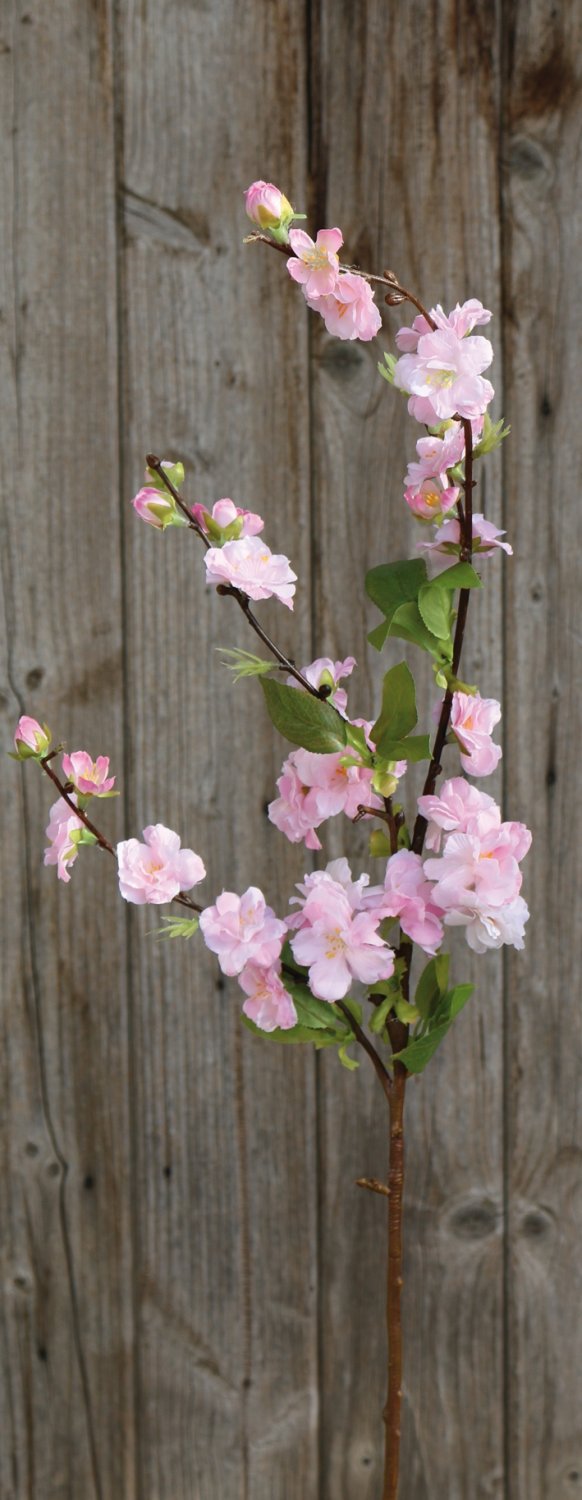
383,1057,407,1500
146,454,327,700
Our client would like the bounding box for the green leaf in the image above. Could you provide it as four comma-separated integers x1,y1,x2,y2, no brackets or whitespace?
338,1043,359,1071
378,351,398,386
418,584,452,641
146,459,185,494
366,558,428,624
473,413,511,459
388,602,453,663
152,915,200,940
372,661,418,752
393,982,473,1074
368,619,390,652
376,734,431,763
218,647,274,680
415,954,450,1021
242,1015,338,1046
428,561,482,591
369,994,396,1035
344,722,372,762
260,678,347,754
369,828,392,858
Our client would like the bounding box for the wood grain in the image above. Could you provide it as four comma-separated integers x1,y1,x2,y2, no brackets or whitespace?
502,4,582,1496
0,4,135,1499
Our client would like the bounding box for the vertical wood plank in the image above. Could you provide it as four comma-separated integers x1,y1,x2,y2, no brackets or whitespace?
119,3,319,1495
502,5,582,1496
311,4,507,1495
0,4,135,1499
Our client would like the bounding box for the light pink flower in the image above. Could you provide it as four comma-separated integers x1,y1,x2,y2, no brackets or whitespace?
394,326,494,422
404,477,460,521
366,849,444,956
287,227,343,296
61,751,116,796
204,535,297,609
417,777,500,851
405,423,466,489
287,655,356,715
244,180,293,230
191,498,264,538
451,692,502,777
44,797,84,883
292,748,382,822
199,887,287,977
423,830,530,952
289,857,371,928
290,880,394,1001
308,272,382,341
417,513,513,573
131,486,184,530
268,755,323,850
14,715,51,757
395,300,492,354
238,962,298,1032
117,825,206,906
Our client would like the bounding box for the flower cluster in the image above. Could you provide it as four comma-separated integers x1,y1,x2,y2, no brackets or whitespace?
419,778,531,953
286,228,382,342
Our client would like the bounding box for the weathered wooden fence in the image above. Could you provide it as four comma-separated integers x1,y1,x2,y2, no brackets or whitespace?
2,2,581,1496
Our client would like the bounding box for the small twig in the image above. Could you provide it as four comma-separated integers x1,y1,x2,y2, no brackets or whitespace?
336,1000,392,1099
356,1177,391,1198
147,454,327,700
244,232,437,329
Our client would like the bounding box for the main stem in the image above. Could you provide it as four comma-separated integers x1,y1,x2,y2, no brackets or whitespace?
384,1060,407,1500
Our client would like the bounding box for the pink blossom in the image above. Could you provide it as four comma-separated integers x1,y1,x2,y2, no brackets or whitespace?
199,887,287,977
290,880,394,1001
307,272,382,341
238,962,298,1032
14,715,51,758
204,536,297,609
287,227,343,296
289,857,371,928
244,180,293,230
451,692,502,777
44,797,84,883
192,498,264,538
395,300,491,354
117,825,206,906
366,850,444,956
291,748,381,822
405,423,466,489
418,513,513,573
131,486,184,530
417,777,500,851
287,655,356,715
394,326,494,423
62,751,116,796
268,755,323,850
404,477,460,521
423,830,529,952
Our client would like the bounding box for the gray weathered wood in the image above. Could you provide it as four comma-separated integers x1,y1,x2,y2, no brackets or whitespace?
502,4,582,1496
0,4,135,1499
119,2,318,1495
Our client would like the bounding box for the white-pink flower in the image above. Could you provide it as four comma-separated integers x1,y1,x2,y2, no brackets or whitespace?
268,755,323,850
394,326,494,423
417,513,513,574
404,477,460,521
423,829,530,953
450,692,502,777
204,536,297,609
117,825,206,906
191,498,264,538
244,180,293,230
366,850,444,956
395,299,492,354
289,857,371,928
14,715,51,757
308,272,382,341
44,797,84,883
287,227,343,296
417,777,500,851
290,880,394,1001
62,751,116,796
291,748,381,822
199,887,287,977
287,655,356,715
238,962,297,1032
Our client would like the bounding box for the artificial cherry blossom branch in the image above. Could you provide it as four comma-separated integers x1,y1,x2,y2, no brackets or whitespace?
244,231,437,330
146,453,328,700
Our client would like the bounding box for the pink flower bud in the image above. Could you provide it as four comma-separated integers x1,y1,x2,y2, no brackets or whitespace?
244,180,293,231
131,486,186,531
14,715,51,758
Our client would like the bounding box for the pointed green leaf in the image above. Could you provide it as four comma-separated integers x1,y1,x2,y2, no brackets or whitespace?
376,734,431,763
372,661,418,752
415,954,450,1021
393,981,473,1073
260,678,347,753
366,558,428,622
428,561,482,591
368,619,390,651
388,602,453,662
418,584,453,641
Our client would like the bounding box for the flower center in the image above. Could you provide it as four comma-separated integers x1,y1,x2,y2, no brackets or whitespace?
304,247,330,269
325,926,346,959
426,368,455,389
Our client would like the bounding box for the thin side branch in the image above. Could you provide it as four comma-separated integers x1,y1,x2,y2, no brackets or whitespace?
336,1000,392,1099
